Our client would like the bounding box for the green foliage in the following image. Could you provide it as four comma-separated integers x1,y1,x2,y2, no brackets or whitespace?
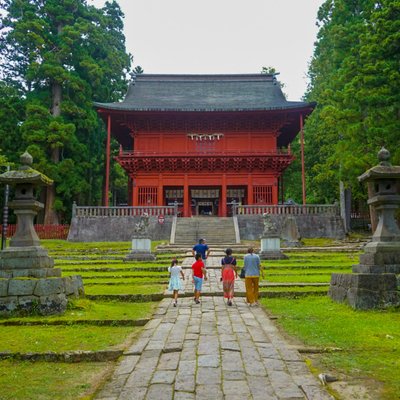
0,0,132,221
133,65,144,74
0,82,25,165
304,0,400,204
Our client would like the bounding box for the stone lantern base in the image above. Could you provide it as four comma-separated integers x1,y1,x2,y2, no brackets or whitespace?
0,245,85,316
0,276,85,316
124,238,156,261
352,242,400,274
0,246,54,271
259,237,288,260
328,273,399,310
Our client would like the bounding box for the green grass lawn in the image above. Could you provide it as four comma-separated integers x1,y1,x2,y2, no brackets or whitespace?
263,274,335,283
63,270,168,278
85,283,165,295
0,360,112,400
0,325,139,353
263,296,400,399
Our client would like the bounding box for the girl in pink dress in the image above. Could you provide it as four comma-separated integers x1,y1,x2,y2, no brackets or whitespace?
221,248,238,306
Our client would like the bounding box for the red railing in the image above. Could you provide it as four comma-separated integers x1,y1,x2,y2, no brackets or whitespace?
0,225,70,239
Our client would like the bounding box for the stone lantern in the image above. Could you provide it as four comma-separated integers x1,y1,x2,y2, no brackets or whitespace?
125,212,156,261
329,147,400,309
0,151,54,266
259,213,287,259
0,151,84,315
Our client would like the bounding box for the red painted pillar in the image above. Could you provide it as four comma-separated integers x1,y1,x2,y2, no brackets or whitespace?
272,179,279,204
133,181,139,206
158,174,163,206
128,177,132,206
221,174,227,217
247,175,253,205
104,114,111,207
300,114,306,205
183,174,189,217
130,177,135,206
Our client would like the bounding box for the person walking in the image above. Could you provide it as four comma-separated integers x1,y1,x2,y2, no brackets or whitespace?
168,258,185,307
221,248,238,306
191,253,207,304
192,238,211,267
243,247,263,306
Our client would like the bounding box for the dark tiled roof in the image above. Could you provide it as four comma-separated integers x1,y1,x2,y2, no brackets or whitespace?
94,74,312,112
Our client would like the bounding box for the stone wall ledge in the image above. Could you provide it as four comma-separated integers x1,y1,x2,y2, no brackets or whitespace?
0,318,150,327
0,268,62,278
0,349,123,362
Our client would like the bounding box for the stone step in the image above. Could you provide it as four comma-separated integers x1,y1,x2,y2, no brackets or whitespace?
174,216,237,245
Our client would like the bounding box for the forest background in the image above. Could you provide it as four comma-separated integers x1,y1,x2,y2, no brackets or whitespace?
0,0,399,224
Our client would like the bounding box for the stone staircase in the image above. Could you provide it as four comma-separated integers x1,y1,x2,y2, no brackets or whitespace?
174,217,237,245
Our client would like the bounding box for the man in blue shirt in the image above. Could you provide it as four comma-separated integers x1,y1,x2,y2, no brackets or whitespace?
192,238,211,266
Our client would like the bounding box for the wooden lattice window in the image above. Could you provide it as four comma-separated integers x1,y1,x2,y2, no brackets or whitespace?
138,187,158,206
253,186,273,204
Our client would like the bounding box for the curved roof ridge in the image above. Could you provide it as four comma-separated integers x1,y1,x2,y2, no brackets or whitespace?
95,73,314,112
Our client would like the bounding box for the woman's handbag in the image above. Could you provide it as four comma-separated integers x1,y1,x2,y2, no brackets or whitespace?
239,267,245,279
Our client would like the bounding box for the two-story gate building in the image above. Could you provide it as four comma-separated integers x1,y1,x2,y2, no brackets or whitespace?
95,74,314,217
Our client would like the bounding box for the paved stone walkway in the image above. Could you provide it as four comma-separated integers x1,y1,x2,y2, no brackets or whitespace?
96,257,333,400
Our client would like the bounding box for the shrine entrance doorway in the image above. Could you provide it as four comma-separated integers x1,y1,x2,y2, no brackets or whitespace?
197,201,214,216
190,188,219,216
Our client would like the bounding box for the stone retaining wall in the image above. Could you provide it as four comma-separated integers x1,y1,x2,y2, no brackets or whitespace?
68,214,345,242
0,276,84,315
329,273,399,309
237,214,346,240
68,216,173,242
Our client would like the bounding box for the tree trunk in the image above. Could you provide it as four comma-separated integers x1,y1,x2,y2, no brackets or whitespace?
44,186,59,225
44,80,62,225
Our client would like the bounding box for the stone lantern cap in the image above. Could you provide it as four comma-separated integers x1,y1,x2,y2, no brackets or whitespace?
0,151,53,187
358,147,400,183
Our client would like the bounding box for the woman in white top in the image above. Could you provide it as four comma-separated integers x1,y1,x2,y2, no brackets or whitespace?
168,258,185,307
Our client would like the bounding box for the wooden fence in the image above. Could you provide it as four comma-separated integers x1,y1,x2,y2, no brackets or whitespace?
0,225,70,240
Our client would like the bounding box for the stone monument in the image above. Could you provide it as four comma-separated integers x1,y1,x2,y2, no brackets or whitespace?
259,213,287,259
125,212,156,261
0,151,84,315
280,215,302,247
329,147,400,309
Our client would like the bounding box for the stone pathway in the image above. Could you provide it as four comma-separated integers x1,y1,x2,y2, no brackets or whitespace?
96,257,333,400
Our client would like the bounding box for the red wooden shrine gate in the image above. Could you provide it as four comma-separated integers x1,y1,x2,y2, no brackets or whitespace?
95,74,314,217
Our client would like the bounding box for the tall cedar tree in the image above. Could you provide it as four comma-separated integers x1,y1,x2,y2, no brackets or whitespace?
0,0,131,223
304,0,400,205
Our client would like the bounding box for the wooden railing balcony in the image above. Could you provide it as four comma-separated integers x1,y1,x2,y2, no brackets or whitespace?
235,204,340,216
72,204,339,218
118,148,292,157
73,205,177,218
116,149,294,174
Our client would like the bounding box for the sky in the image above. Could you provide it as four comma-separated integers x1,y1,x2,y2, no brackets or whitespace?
90,0,325,100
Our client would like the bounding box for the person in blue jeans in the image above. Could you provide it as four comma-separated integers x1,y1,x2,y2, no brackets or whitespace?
192,238,211,267
192,253,207,304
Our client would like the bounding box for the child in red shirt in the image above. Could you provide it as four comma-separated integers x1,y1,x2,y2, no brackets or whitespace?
192,253,207,304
